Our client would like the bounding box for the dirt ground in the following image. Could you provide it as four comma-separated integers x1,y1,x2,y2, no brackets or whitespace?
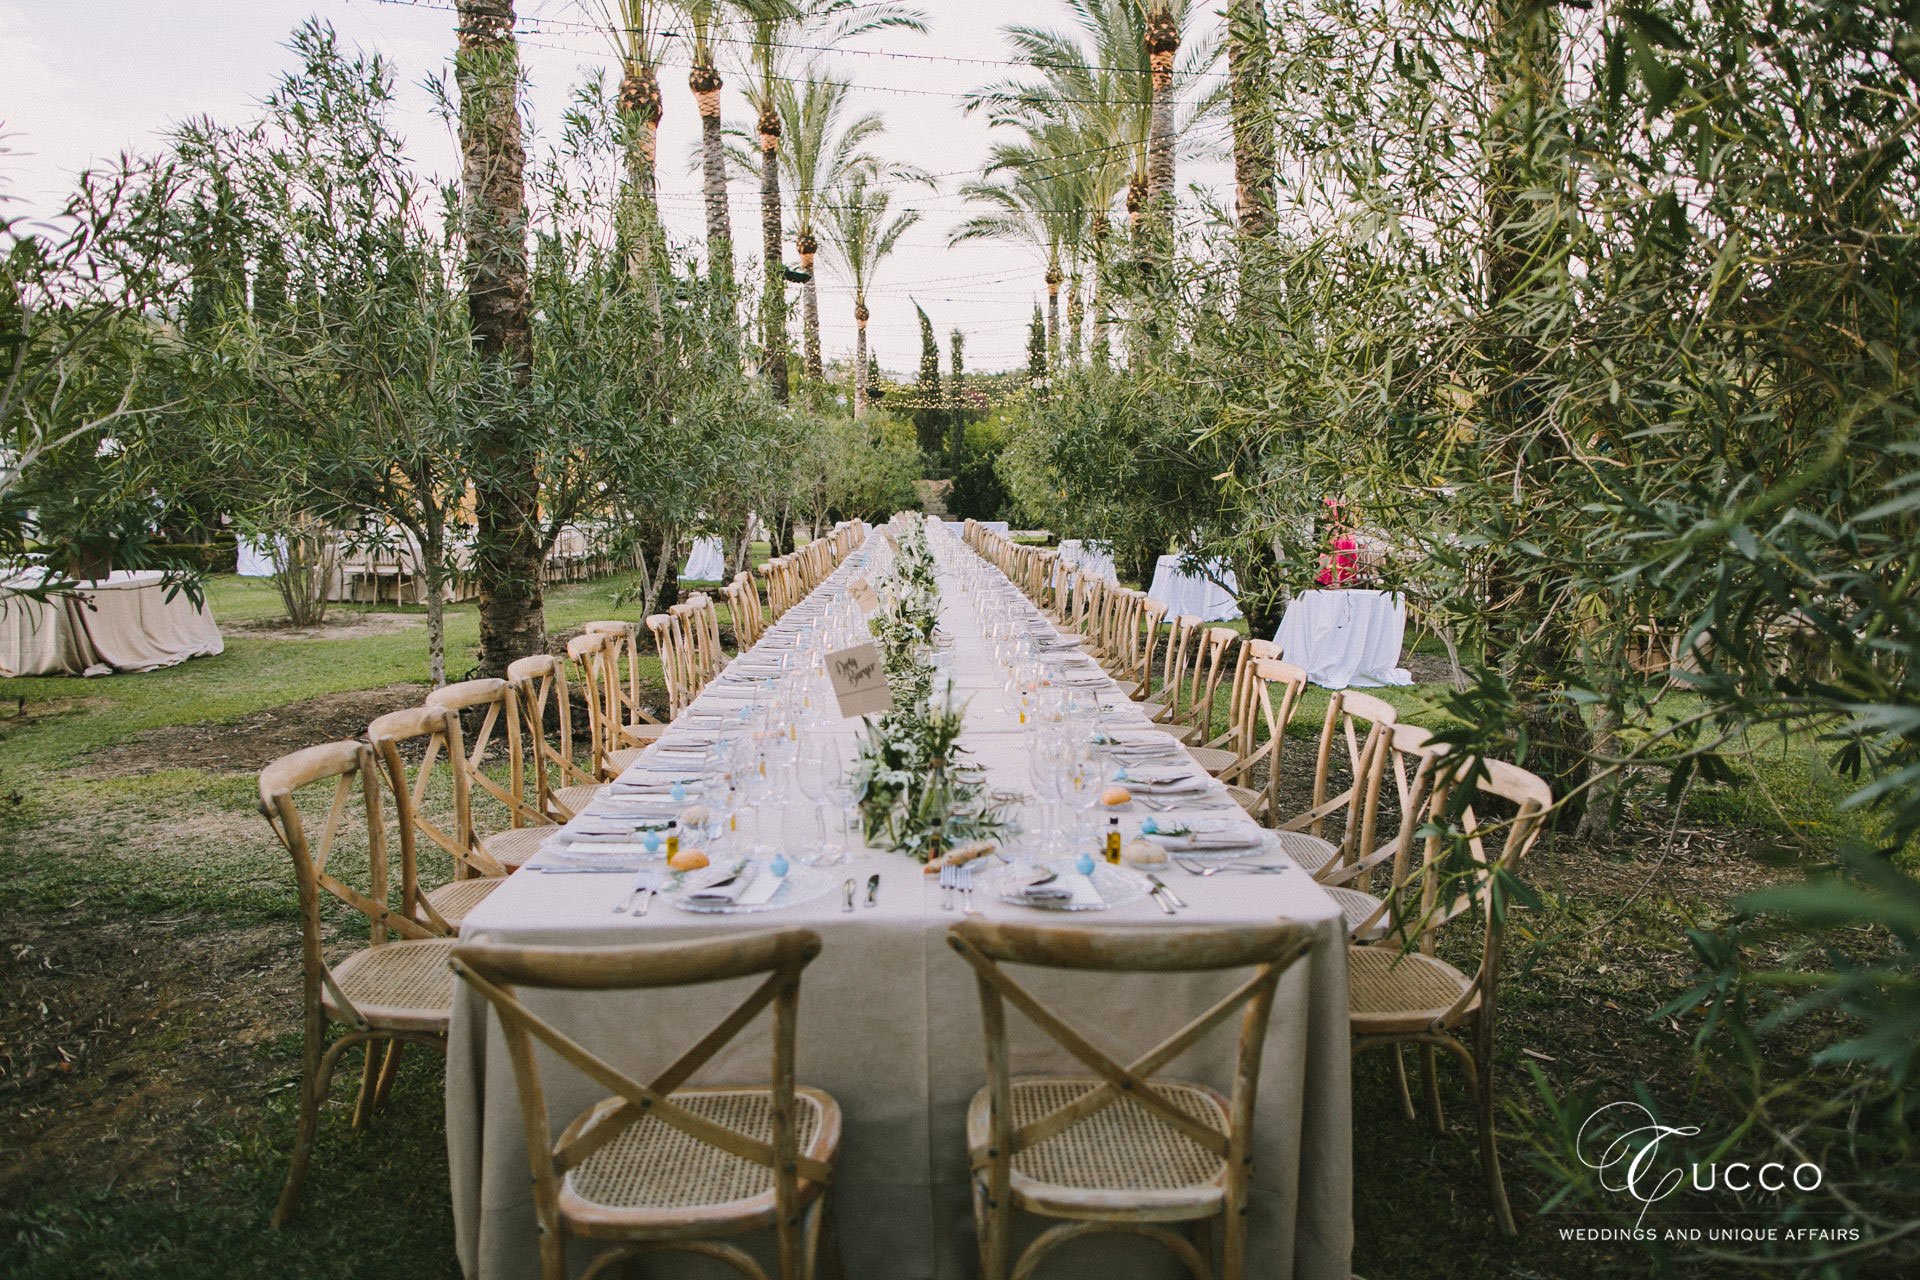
81,685,430,777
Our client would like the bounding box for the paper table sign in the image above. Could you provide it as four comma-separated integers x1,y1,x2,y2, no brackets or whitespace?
848,578,879,613
826,643,890,718
882,528,899,551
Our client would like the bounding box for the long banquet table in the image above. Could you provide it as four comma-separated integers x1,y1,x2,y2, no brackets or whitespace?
448,525,1351,1279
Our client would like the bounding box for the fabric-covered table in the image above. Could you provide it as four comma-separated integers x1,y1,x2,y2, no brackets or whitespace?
447,528,1351,1280
1146,555,1241,622
679,535,726,582
0,571,224,677
1273,589,1411,689
1057,538,1118,584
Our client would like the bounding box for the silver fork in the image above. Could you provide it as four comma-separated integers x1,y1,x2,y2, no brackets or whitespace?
940,863,956,911
960,863,977,914
1173,855,1288,877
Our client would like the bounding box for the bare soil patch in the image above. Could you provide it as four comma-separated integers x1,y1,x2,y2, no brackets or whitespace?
0,917,298,1200
224,612,423,640
85,684,427,778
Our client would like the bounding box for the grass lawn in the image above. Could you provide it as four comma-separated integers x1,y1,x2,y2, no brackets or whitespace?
0,574,1869,1278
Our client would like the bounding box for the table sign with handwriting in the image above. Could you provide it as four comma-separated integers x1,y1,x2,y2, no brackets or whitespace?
827,643,890,718
848,578,879,613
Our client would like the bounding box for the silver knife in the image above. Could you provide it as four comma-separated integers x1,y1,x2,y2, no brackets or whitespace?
1146,874,1186,910
864,873,881,908
842,879,855,912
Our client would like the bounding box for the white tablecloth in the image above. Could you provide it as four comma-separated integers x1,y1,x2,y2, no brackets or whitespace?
235,536,278,577
678,535,725,581
1273,590,1411,689
448,528,1352,1280
0,571,224,677
1057,538,1117,584
1146,555,1241,621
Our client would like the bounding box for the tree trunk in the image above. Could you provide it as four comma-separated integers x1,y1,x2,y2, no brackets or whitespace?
693,70,733,288
799,233,822,380
853,300,870,418
1044,266,1061,369
1144,7,1180,213
1065,271,1083,368
758,106,788,404
1090,214,1111,369
455,0,545,678
1226,0,1276,239
618,57,668,348
423,538,449,687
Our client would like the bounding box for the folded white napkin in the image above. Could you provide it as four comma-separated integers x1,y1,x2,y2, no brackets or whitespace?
1146,830,1264,852
1125,764,1205,787
687,864,782,907
559,838,655,855
1021,871,1103,908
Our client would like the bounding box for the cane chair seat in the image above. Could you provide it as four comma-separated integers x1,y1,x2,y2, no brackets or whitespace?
1271,829,1339,875
620,721,668,746
1348,944,1477,1035
557,1087,840,1233
965,1077,1230,1220
605,746,648,775
1323,885,1388,941
1111,678,1141,699
480,825,551,871
425,877,506,929
324,938,456,1033
1185,745,1237,775
553,783,603,819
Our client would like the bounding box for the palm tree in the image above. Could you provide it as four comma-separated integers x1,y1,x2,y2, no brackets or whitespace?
774,72,887,381
452,0,544,676
819,171,919,419
740,0,926,404
1225,0,1275,239
949,137,1083,367
968,1,1220,347
675,0,736,287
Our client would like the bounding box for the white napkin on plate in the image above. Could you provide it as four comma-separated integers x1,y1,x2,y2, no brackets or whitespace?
687,864,783,907
1021,871,1103,908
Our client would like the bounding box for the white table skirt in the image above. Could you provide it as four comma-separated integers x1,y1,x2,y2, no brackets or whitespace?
448,530,1351,1280
679,535,726,581
1057,538,1118,585
0,571,224,677
235,536,278,577
1146,555,1241,622
1273,589,1411,689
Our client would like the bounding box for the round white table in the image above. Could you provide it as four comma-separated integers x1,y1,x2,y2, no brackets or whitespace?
1145,555,1240,621
1056,538,1117,584
0,570,224,677
679,535,726,581
1274,588,1412,689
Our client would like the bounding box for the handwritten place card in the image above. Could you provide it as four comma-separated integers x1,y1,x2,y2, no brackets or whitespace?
848,577,879,613
882,528,899,551
826,643,890,718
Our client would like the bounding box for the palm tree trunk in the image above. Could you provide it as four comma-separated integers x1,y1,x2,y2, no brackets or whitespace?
759,105,789,404
692,65,733,287
1090,213,1110,369
1066,270,1083,368
853,296,870,418
1044,264,1061,369
1227,0,1276,238
1144,7,1180,213
618,58,668,346
799,231,822,380
455,0,545,676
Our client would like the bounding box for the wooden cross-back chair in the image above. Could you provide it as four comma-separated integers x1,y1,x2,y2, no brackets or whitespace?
1349,753,1552,1237
648,612,696,721
426,677,554,873
1314,723,1444,941
948,918,1316,1280
722,574,765,650
1163,627,1239,748
366,703,508,935
452,929,843,1280
1218,655,1309,823
566,632,625,781
258,740,452,1228
584,620,667,752
1188,638,1279,778
509,654,601,823
1049,563,1080,626
1129,599,1170,705
1103,591,1148,697
1278,689,1401,868
1142,614,1202,728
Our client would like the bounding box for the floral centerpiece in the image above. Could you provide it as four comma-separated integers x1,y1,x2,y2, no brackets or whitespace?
852,515,1006,860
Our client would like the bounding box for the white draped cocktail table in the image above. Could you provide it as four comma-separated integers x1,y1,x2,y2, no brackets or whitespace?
448,527,1351,1280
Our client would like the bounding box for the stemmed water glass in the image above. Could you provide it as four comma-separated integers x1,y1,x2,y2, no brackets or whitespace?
795,748,848,865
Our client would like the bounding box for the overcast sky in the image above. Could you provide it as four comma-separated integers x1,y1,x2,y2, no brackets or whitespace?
0,0,1234,372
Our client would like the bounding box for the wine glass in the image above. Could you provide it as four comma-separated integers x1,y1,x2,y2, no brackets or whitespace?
1027,745,1066,857
795,749,843,864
